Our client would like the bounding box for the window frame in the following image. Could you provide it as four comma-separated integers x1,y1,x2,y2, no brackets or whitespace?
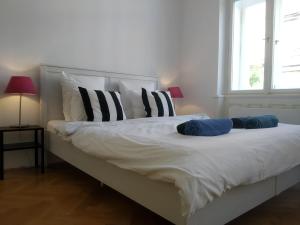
227,0,300,95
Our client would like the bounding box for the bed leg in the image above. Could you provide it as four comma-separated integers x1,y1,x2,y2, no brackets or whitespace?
100,182,104,188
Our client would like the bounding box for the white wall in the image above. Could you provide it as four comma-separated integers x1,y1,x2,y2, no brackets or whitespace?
0,0,182,169
178,0,225,117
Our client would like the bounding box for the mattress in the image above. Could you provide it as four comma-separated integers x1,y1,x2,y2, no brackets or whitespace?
47,115,300,216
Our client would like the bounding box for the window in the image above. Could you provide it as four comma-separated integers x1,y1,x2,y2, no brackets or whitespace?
273,0,300,89
231,0,300,91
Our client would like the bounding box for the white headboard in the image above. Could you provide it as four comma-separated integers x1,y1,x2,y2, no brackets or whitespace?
40,65,158,127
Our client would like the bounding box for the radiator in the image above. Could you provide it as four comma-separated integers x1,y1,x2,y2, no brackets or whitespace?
229,106,300,125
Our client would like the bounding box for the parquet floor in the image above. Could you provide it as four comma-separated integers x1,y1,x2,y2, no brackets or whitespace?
0,163,299,225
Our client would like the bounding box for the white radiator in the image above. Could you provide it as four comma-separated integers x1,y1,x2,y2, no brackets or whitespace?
229,106,300,125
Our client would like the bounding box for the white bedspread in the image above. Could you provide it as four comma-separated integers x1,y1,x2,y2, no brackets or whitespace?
48,115,300,216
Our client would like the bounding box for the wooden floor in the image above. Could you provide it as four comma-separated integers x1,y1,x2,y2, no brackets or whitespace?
0,164,299,225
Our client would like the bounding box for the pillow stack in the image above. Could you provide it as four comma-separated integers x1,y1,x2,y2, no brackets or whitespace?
61,72,126,122
118,80,156,118
141,88,176,117
61,72,106,121
61,72,177,121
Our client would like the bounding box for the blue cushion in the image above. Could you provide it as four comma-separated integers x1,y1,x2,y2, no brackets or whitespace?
245,115,279,129
177,119,233,136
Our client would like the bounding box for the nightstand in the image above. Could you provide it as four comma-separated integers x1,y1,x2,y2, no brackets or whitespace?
0,126,45,180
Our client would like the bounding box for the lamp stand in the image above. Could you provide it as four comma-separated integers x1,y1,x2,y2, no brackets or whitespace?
19,94,22,127
10,94,29,128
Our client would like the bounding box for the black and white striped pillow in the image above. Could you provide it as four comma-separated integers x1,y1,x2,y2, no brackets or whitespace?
78,87,126,122
142,88,176,117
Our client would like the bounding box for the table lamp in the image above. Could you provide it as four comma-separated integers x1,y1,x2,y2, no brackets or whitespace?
168,86,184,99
5,76,37,127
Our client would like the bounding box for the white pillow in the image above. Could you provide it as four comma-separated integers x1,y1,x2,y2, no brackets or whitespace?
61,72,105,121
127,88,147,118
119,80,156,118
61,72,75,121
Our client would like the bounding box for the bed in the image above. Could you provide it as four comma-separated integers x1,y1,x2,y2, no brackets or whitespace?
40,65,300,225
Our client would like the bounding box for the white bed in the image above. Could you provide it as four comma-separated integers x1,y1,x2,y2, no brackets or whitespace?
40,65,300,225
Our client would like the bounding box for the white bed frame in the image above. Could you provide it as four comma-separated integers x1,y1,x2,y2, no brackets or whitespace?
40,65,300,225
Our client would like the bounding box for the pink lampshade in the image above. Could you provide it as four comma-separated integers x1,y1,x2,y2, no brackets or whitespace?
168,86,184,98
5,76,37,95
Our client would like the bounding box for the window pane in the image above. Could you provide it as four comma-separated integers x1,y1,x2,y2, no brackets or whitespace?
273,0,300,89
232,0,266,91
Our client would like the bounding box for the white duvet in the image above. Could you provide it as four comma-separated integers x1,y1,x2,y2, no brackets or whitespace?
48,115,300,216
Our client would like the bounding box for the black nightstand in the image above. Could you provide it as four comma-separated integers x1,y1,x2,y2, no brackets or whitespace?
0,126,45,180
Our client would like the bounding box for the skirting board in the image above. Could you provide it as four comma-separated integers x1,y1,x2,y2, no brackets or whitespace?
48,134,300,225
